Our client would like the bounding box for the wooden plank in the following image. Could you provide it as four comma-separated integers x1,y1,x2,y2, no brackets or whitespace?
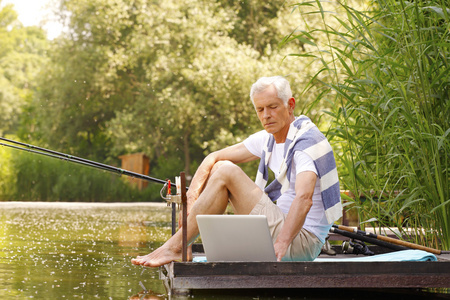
171,261,450,278
180,172,187,262
160,261,450,294
171,274,450,289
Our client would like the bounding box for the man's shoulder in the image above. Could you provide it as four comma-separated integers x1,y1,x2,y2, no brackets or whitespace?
244,130,270,156
246,129,269,141
253,129,269,137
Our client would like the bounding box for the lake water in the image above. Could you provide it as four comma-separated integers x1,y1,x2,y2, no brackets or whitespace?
0,202,171,299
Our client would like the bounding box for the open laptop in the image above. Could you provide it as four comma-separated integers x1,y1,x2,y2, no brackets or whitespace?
196,215,277,262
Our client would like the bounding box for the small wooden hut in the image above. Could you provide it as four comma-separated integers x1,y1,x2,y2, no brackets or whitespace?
118,153,150,190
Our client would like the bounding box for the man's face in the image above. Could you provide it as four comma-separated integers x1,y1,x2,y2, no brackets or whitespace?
253,85,295,143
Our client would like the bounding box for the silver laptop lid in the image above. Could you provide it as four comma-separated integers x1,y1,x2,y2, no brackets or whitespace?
196,215,276,262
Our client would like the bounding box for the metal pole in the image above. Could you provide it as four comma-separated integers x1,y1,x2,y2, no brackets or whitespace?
171,203,176,236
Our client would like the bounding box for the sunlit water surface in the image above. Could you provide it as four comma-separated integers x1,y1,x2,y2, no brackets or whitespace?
0,202,171,299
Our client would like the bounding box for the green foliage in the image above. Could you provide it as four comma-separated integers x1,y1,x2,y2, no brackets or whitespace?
3,0,315,203
9,150,157,202
0,3,49,136
219,0,289,55
105,0,263,178
285,0,450,249
0,140,14,198
26,0,309,183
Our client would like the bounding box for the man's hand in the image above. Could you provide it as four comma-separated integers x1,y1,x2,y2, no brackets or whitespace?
273,171,317,261
274,240,289,261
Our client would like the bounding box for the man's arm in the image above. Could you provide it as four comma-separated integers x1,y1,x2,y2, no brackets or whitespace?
186,143,258,208
273,171,316,261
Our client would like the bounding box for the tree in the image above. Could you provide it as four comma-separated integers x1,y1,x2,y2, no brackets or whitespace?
219,0,289,55
107,0,264,179
106,0,305,179
31,0,307,177
28,0,152,159
0,2,48,136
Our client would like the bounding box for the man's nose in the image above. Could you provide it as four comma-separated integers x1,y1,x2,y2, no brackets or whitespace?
263,107,270,118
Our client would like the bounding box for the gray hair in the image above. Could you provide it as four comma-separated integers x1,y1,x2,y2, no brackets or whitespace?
250,76,292,106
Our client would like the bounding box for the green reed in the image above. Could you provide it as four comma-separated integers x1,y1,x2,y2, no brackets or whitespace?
285,0,449,249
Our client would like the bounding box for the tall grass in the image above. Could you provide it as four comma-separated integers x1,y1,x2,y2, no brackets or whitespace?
285,0,449,249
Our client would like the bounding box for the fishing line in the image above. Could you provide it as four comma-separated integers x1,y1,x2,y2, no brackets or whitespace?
0,137,170,186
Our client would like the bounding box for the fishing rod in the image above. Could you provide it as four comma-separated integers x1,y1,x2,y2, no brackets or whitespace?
332,224,449,255
330,226,408,252
0,137,168,186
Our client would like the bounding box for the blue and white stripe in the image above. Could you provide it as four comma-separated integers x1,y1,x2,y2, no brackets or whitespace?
255,115,342,224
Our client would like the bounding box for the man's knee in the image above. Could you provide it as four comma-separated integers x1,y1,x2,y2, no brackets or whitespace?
210,160,236,175
210,161,245,184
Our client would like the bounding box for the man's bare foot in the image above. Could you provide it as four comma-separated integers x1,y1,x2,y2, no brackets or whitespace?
131,244,193,267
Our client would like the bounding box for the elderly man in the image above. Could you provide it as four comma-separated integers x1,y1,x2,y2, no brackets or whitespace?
131,76,342,267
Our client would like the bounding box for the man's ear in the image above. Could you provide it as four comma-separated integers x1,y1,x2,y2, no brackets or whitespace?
288,97,296,112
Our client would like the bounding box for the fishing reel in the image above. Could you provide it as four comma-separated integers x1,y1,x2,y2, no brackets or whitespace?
342,240,374,256
160,177,183,207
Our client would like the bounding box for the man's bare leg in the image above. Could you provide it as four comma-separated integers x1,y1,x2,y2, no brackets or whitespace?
131,162,263,267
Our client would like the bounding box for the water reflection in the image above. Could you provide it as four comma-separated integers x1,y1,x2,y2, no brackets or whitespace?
0,202,171,299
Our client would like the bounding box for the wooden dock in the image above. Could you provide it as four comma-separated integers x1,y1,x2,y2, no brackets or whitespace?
159,246,450,297
159,204,450,297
